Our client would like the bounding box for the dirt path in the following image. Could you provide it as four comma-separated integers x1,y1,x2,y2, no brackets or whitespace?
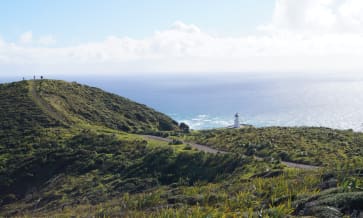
144,135,320,170
28,80,68,124
143,135,227,154
280,161,320,170
253,156,320,170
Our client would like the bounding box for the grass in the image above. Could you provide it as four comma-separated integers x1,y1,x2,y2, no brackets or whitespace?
183,127,363,166
2,79,363,217
35,79,180,132
7,167,324,217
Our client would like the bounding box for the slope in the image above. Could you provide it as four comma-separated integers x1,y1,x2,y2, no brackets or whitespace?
0,81,61,145
1,79,252,216
2,79,363,217
31,79,180,132
0,79,180,136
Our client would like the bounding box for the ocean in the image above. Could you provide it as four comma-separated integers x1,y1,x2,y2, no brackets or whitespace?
3,73,363,131
72,73,363,131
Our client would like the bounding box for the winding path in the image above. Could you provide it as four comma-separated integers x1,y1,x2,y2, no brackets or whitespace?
143,135,320,170
280,161,320,170
143,135,227,154
26,80,320,170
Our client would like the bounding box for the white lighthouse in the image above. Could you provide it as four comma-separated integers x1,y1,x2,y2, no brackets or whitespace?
234,113,240,128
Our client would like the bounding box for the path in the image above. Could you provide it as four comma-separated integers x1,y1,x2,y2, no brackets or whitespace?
144,135,320,170
28,80,68,124
143,135,227,154
27,80,320,170
280,161,320,170
253,156,320,170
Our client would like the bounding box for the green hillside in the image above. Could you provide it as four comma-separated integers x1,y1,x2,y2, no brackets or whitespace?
1,79,363,217
33,79,180,132
184,127,363,166
0,79,255,216
0,81,60,145
0,79,180,135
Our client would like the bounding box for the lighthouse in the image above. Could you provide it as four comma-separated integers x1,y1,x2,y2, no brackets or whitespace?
234,113,240,128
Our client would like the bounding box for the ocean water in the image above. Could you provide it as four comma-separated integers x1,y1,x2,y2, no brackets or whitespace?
68,74,363,131
3,74,363,131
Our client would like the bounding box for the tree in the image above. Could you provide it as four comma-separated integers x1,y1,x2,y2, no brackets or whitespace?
179,122,190,133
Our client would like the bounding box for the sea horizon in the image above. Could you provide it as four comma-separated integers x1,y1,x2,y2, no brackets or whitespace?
2,73,363,131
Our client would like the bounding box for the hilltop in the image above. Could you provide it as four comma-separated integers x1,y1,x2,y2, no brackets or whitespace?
1,79,363,217
0,79,180,136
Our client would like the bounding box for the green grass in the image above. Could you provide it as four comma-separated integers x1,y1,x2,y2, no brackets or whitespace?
2,80,363,217
183,127,363,166
35,79,180,133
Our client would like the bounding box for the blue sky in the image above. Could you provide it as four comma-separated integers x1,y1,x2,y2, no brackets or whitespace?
0,0,274,44
1,0,363,76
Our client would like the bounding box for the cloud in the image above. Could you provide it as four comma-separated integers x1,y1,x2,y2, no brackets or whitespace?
18,31,56,46
171,21,201,34
38,35,56,45
262,0,363,34
3,1,363,76
19,31,33,44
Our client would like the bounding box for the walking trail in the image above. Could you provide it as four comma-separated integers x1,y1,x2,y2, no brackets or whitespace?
28,80,68,125
143,135,227,154
26,80,320,170
144,135,321,170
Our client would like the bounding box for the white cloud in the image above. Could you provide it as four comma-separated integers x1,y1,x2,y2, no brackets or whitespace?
171,21,201,33
18,31,56,46
19,31,33,44
3,1,363,76
263,0,363,34
38,35,56,45
0,37,4,47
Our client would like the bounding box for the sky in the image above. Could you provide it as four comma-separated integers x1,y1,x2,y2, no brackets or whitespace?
1,0,363,76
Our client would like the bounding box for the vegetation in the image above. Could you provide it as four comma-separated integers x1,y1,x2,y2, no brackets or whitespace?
184,127,363,166
1,79,363,217
32,79,180,132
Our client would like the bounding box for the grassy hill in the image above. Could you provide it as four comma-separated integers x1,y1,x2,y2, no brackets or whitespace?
0,81,60,145
34,79,181,132
0,79,255,216
183,127,363,166
1,79,363,217
0,79,180,135
34,80,180,132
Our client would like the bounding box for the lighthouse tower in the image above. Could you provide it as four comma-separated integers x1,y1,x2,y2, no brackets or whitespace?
234,113,240,128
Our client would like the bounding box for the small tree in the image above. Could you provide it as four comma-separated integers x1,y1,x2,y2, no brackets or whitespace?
179,122,190,133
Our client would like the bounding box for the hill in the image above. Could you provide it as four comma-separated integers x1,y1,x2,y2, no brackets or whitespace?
1,79,363,217
184,127,363,166
0,79,180,136
0,81,60,145
0,79,255,216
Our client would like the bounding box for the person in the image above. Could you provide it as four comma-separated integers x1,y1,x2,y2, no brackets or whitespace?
40,76,43,80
